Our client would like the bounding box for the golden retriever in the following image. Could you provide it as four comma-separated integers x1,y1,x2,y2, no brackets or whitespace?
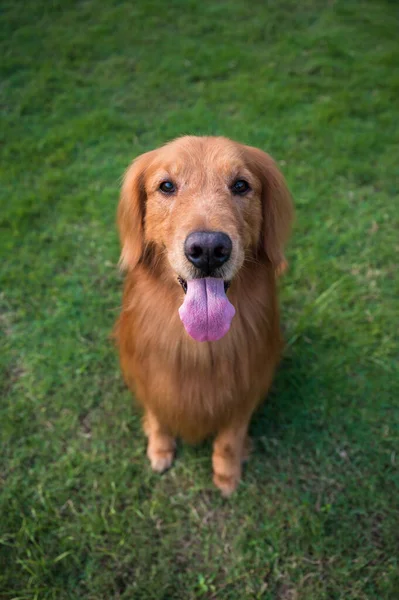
115,136,293,495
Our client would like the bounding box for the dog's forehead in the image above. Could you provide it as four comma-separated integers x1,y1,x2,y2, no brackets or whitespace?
151,137,249,181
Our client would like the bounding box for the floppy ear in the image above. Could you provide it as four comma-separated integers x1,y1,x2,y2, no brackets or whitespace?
117,151,155,270
244,145,293,272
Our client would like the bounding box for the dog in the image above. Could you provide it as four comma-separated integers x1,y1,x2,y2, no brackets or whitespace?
115,136,293,496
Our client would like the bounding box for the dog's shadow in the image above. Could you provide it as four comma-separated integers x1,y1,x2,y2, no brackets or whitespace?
250,326,338,456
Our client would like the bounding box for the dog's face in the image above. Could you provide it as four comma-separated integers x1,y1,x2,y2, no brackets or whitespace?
118,136,292,288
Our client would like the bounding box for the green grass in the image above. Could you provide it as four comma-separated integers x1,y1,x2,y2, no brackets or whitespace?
1,0,398,598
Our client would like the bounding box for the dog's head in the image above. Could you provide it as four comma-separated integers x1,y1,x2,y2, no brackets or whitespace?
118,136,293,341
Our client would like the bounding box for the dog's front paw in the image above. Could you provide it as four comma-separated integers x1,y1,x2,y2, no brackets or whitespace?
213,471,240,497
212,452,241,496
147,448,174,473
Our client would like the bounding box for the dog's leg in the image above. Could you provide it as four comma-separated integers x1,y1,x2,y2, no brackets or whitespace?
143,409,176,473
212,416,252,496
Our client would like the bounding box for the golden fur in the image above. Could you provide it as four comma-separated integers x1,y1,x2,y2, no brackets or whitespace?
115,136,293,495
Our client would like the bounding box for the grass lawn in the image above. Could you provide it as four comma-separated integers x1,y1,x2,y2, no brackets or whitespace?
1,0,398,598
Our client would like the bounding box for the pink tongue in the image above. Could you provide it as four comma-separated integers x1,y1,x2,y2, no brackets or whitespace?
179,278,235,342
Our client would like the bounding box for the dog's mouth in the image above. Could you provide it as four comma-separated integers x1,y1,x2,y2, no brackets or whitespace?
177,276,235,343
178,276,230,294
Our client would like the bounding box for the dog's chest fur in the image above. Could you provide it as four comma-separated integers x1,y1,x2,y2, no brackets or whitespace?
117,263,281,441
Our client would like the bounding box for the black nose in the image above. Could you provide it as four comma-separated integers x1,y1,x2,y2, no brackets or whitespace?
184,231,232,275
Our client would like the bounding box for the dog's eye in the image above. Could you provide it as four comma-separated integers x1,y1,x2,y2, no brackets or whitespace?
159,181,176,194
231,179,250,195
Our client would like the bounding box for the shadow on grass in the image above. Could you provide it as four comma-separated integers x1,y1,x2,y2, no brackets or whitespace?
250,326,343,453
